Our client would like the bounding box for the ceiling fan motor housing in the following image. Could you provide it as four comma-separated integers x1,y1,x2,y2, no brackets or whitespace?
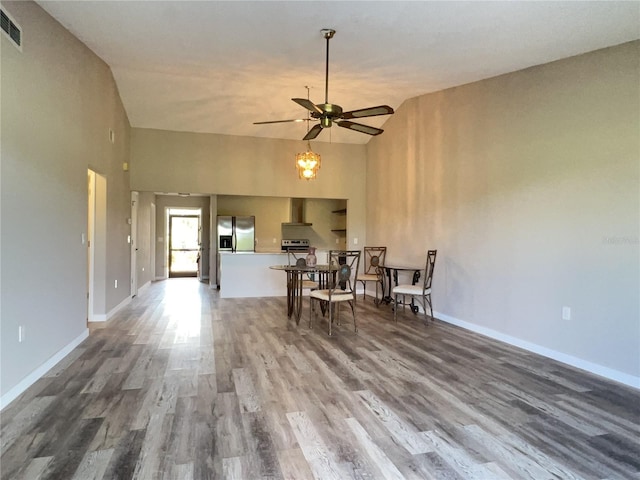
314,103,343,128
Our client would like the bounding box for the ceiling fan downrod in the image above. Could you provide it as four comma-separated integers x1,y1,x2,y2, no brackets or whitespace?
321,29,335,105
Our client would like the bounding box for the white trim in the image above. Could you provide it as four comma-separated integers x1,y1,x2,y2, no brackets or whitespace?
89,295,132,323
87,170,96,321
130,191,139,298
155,276,166,281
0,329,89,410
435,311,640,390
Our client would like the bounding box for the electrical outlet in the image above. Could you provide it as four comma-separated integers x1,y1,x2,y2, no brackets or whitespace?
115,280,118,288
562,306,571,321
353,237,358,245
18,326,24,343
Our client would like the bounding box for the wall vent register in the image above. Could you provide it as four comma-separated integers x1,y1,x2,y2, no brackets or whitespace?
1,8,22,50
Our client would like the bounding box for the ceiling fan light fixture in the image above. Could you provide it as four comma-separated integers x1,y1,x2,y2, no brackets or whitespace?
254,28,394,141
295,141,321,180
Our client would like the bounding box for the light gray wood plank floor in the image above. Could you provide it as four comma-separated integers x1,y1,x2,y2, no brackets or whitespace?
2,278,639,479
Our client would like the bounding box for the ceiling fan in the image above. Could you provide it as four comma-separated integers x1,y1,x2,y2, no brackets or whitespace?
254,29,394,140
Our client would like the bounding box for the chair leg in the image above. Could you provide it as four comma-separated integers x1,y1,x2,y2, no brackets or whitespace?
351,300,358,333
309,298,313,329
393,294,398,322
328,302,333,336
374,281,380,307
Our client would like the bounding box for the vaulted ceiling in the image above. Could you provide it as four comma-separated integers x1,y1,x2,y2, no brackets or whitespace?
37,1,640,144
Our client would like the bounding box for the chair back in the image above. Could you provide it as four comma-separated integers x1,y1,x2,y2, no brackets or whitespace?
288,250,308,266
328,250,361,297
423,250,437,291
363,246,386,275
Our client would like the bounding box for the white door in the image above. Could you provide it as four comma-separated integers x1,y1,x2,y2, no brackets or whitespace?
150,203,156,280
131,191,138,297
87,170,95,322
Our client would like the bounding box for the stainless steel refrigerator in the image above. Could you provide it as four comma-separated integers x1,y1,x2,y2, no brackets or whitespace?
217,215,255,252
217,215,255,288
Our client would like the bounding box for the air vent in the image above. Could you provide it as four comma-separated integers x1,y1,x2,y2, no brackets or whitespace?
1,8,22,51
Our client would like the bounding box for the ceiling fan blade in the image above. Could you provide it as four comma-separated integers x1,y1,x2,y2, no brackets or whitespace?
337,121,384,136
303,124,323,140
292,98,323,114
341,105,394,119
253,119,308,125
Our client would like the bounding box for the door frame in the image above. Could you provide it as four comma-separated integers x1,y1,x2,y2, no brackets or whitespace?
87,169,106,322
130,191,138,297
167,211,201,278
87,170,95,322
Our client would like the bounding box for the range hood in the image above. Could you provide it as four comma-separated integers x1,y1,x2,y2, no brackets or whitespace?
282,198,312,226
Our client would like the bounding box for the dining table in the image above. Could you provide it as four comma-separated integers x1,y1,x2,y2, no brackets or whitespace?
269,264,338,324
380,265,423,312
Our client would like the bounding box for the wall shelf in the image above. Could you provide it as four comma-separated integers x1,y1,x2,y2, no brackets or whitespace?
332,206,347,237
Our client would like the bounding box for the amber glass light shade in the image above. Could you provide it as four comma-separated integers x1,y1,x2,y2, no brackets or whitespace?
295,143,321,180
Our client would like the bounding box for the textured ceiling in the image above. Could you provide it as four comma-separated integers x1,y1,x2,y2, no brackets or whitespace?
37,1,640,144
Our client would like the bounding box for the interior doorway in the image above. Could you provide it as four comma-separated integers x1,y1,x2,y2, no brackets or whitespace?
87,169,106,322
168,209,201,278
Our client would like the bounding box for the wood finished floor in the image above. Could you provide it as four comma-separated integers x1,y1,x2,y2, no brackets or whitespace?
1,278,639,480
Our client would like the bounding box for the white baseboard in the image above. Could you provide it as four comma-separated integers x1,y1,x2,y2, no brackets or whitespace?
137,281,151,295
0,329,89,410
435,310,640,390
90,295,131,323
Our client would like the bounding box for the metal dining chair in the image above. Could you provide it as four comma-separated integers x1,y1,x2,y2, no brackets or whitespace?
309,250,361,335
358,246,386,306
392,250,437,323
287,250,319,291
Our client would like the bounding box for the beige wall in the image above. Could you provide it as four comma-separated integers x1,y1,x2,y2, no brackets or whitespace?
1,1,132,400
367,41,640,383
129,128,368,254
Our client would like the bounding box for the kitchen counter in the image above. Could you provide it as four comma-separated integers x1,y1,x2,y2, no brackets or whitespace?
221,250,283,254
219,251,288,298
